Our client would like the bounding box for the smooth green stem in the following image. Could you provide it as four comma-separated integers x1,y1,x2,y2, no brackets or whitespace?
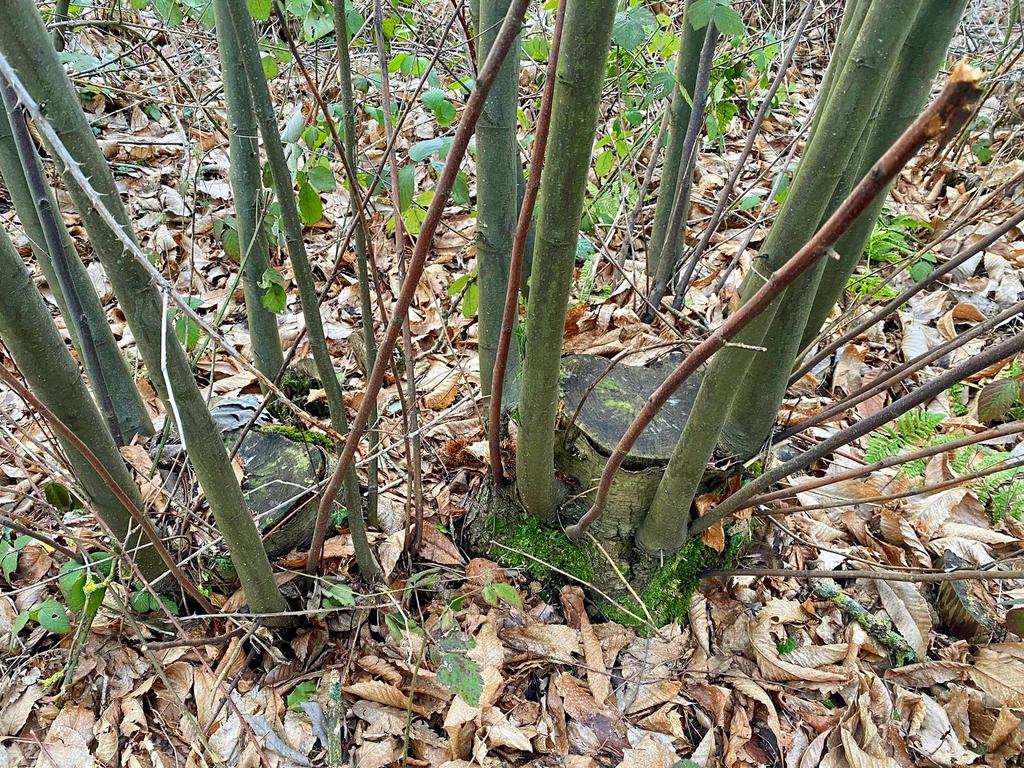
800,0,970,349
0,0,287,618
476,0,521,406
639,0,924,553
334,0,380,527
647,0,704,277
217,0,377,581
0,227,166,584
515,0,617,519
213,1,285,381
0,90,154,442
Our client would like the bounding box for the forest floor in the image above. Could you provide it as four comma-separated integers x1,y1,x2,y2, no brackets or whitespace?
2,2,1024,767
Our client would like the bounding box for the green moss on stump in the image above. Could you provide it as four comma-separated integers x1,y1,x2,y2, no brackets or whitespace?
488,511,594,583
258,424,334,450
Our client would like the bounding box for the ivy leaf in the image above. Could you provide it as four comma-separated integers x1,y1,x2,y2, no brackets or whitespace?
297,178,323,225
612,5,657,51
36,599,72,634
978,378,1021,424
436,652,482,707
259,268,288,314
247,0,272,20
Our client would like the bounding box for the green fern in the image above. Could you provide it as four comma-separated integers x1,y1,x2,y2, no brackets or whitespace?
951,446,1024,521
865,410,946,477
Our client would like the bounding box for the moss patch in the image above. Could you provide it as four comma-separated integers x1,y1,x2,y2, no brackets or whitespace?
598,532,746,631
487,511,594,583
258,424,333,451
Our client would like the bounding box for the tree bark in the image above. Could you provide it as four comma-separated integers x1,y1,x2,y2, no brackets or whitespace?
0,0,288,618
515,0,617,519
0,227,166,583
476,0,522,407
213,1,285,381
647,0,705,277
215,0,374,580
799,0,970,349
0,86,154,442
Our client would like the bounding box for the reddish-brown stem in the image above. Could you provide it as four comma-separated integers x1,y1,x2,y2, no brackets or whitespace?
487,0,567,485
566,62,985,539
0,365,212,610
308,0,530,573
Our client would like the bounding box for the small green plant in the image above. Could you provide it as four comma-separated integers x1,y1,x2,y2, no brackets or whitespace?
776,636,798,654
864,212,935,282
865,409,946,476
287,681,318,711
846,272,898,301
482,581,522,610
0,528,31,582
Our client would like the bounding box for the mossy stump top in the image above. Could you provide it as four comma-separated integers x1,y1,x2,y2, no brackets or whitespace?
559,354,701,468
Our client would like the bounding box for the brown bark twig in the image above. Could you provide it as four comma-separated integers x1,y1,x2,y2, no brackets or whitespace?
567,61,986,539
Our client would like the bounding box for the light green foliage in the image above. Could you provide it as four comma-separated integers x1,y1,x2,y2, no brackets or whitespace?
776,636,798,654
0,528,31,582
287,681,318,710
482,581,523,610
865,409,946,476
258,423,334,450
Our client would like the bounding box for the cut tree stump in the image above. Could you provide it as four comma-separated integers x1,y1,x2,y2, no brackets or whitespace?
555,354,701,574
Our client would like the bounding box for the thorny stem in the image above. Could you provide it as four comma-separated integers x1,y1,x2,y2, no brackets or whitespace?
487,0,567,485
568,62,986,539
308,0,531,573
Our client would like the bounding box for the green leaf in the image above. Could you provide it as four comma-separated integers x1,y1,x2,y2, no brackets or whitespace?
261,54,279,80
422,89,448,111
978,378,1021,424
323,581,356,608
247,0,272,20
461,283,479,318
624,108,645,125
452,171,470,206
36,599,72,634
307,164,336,192
1,551,17,582
12,610,30,636
398,164,416,211
436,652,482,707
130,590,159,613
712,5,745,37
410,137,452,162
152,0,183,26
297,179,323,225
522,36,550,61
594,150,616,177
259,268,288,314
612,6,657,51
44,482,75,511
58,562,87,612
175,314,200,351
688,0,715,29
482,582,522,610
287,681,317,710
909,261,933,283
403,205,428,237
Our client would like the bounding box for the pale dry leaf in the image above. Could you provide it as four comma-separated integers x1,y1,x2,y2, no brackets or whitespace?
503,624,580,663
875,580,931,658
345,682,428,715
969,645,1024,707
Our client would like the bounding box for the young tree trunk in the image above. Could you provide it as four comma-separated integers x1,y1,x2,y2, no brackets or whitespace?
638,0,923,553
716,0,965,459
0,0,288,617
515,0,617,519
646,0,705,277
0,227,166,584
799,0,970,349
212,2,284,381
0,90,154,442
215,0,377,580
476,0,522,406
333,0,380,526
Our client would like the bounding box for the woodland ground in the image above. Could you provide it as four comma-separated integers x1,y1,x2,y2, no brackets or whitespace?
1,1,1024,766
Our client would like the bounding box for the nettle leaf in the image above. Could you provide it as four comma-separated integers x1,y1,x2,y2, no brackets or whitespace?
410,137,452,162
36,599,72,634
978,378,1021,424
259,268,288,314
247,0,272,20
297,178,324,225
612,5,657,51
436,652,482,707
